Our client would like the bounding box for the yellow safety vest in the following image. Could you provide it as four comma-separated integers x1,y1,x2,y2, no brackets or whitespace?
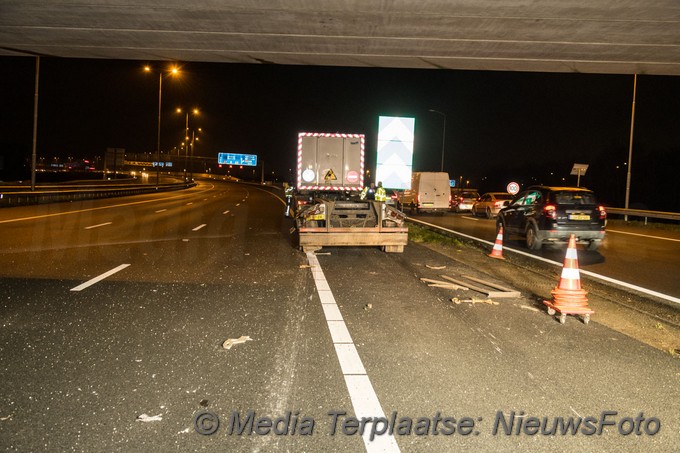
375,187,387,201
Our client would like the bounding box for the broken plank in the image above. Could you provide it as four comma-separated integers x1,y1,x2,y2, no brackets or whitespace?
461,275,521,295
428,283,465,290
441,275,505,298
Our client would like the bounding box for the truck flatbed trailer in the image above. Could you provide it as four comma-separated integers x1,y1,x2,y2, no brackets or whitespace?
296,199,408,253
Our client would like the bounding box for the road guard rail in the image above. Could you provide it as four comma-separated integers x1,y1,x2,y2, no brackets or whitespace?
606,208,680,224
0,181,194,207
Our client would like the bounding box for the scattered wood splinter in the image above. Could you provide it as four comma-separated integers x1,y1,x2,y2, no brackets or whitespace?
452,298,499,305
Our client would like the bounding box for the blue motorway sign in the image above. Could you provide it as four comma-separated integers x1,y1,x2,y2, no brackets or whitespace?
218,153,258,167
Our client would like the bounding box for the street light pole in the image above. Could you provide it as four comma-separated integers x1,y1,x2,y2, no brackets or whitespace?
624,74,637,221
145,65,179,189
428,109,446,172
31,56,40,191
176,107,198,185
155,72,162,188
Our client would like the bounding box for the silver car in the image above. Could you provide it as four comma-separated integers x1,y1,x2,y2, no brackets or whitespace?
471,192,514,218
451,190,480,212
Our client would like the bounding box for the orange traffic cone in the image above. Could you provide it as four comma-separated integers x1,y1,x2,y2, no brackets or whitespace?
543,234,594,324
488,226,505,259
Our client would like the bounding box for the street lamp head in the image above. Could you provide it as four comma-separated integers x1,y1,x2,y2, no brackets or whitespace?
143,65,180,77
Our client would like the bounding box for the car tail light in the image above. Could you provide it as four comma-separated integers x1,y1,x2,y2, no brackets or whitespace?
494,201,503,208
543,204,557,220
598,205,607,219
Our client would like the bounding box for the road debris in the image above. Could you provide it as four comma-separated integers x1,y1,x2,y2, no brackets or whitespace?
452,298,499,306
520,305,540,312
314,252,332,255
136,413,163,422
1,415,12,421
364,303,373,310
199,399,209,407
222,335,253,350
445,274,521,298
299,264,311,268
420,277,468,290
425,264,447,270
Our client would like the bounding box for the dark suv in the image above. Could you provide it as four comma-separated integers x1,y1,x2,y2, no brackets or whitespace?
496,186,606,251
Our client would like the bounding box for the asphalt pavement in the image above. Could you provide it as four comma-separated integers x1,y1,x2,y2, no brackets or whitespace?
0,180,678,452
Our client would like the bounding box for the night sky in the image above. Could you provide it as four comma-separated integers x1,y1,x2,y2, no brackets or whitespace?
1,57,679,211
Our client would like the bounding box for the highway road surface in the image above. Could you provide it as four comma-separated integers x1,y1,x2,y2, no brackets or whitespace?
0,179,678,452
408,211,680,301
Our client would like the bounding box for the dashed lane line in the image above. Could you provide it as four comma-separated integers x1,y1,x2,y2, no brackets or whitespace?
70,264,131,292
84,222,112,230
306,252,400,453
192,224,207,231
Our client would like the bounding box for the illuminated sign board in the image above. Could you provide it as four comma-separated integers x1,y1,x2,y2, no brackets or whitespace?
217,153,258,166
375,116,415,190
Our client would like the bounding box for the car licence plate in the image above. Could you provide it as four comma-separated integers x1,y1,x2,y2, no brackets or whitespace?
569,214,590,221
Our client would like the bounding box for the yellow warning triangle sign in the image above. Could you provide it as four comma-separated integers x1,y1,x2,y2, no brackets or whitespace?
324,169,337,180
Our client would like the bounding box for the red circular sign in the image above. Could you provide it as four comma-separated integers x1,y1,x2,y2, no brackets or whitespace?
507,182,520,195
346,170,359,183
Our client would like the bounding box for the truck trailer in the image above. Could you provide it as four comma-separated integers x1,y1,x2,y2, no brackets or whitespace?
294,132,408,253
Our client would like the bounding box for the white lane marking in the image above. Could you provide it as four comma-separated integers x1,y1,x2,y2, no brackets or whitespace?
155,209,167,213
0,186,215,225
306,252,400,453
84,222,112,230
70,264,130,292
409,218,680,305
192,224,207,231
462,216,479,221
321,303,343,321
608,229,680,243
223,210,230,215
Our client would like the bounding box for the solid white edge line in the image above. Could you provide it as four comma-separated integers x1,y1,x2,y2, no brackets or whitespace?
608,228,680,243
192,224,207,231
408,218,680,305
70,264,131,292
84,222,112,230
306,252,400,453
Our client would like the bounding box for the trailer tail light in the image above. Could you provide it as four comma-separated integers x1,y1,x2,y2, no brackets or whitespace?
543,204,557,220
598,205,607,219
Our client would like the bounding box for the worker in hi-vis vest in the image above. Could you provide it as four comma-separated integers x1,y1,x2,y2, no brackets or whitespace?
360,182,376,201
375,181,387,202
284,183,295,217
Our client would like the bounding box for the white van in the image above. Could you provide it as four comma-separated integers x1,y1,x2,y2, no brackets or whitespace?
399,172,451,214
